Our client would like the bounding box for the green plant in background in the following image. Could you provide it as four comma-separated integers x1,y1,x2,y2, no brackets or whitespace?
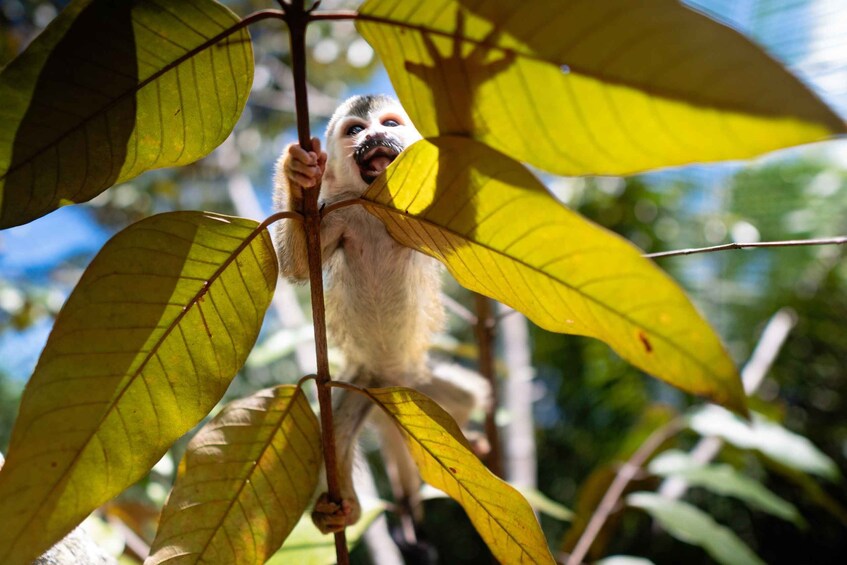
0,1,844,564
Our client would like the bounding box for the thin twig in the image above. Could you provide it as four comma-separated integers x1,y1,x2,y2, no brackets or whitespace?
320,197,363,219
309,10,358,21
565,420,684,565
646,236,847,259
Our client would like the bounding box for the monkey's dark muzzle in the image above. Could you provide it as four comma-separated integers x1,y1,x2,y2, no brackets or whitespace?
354,135,404,184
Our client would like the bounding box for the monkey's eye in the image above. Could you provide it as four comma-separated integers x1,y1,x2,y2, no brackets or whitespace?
382,119,400,127
346,124,365,136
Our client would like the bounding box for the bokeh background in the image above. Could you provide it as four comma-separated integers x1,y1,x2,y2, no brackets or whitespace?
1,1,845,563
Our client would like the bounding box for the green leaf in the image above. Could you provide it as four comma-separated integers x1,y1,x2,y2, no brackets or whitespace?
627,492,764,565
763,458,847,527
358,0,845,176
0,211,277,564
649,450,805,527
147,385,321,564
518,487,574,522
0,0,253,228
362,137,746,414
266,501,386,565
364,386,555,564
688,406,840,481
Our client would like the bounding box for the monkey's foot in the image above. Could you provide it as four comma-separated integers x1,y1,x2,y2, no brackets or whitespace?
311,492,361,534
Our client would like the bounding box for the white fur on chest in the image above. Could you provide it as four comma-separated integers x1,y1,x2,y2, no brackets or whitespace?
324,207,443,380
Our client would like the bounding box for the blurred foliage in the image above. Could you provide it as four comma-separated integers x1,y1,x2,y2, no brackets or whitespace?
531,160,847,564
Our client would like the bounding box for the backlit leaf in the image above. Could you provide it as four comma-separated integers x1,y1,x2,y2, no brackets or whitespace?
627,492,764,565
358,0,845,176
649,450,805,527
0,0,253,228
365,386,555,564
361,137,745,414
0,211,277,564
688,406,840,481
147,385,321,564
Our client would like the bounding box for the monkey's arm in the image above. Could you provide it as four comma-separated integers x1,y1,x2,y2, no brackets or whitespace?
273,139,342,281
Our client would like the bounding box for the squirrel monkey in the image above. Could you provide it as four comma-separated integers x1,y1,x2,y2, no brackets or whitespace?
273,95,489,534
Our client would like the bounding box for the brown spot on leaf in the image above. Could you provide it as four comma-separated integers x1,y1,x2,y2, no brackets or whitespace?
638,331,653,353
448,467,458,474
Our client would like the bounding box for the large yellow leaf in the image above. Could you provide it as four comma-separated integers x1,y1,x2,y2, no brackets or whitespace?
365,386,556,564
0,212,277,565
358,0,845,176
361,137,746,414
0,0,253,228
147,385,321,565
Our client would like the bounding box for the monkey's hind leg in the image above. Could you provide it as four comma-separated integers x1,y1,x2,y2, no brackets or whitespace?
311,369,374,534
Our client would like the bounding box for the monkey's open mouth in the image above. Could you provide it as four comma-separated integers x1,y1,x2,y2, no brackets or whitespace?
354,137,403,184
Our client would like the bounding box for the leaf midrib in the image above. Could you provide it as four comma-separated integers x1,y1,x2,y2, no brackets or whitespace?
356,12,842,127
367,388,548,564
0,10,264,184
360,198,732,391
5,218,269,556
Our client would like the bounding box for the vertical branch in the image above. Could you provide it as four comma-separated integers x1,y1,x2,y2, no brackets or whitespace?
282,0,348,562
474,293,503,477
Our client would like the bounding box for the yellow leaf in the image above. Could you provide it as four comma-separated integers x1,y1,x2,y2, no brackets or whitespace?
358,0,845,176
362,137,746,414
0,0,253,228
0,212,277,565
365,386,556,564
147,386,321,565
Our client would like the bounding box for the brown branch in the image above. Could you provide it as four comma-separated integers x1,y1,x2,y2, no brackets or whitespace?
565,420,684,565
474,294,503,478
646,236,847,259
282,0,348,561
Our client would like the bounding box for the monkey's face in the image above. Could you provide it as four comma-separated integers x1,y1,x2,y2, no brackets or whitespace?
326,98,421,195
